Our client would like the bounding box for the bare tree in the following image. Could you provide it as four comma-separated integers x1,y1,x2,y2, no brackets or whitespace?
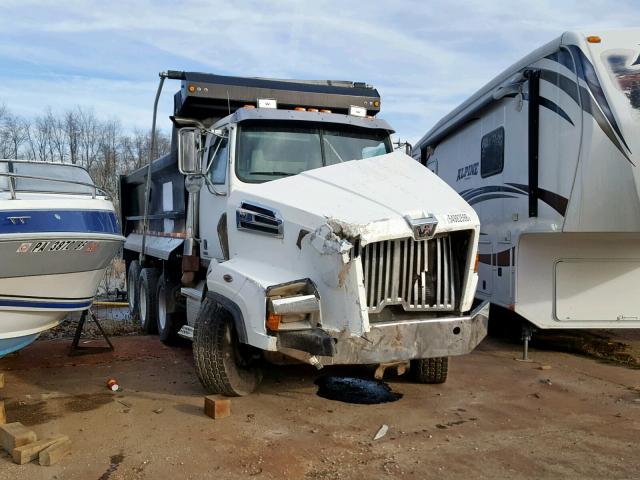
3,114,28,159
0,100,172,210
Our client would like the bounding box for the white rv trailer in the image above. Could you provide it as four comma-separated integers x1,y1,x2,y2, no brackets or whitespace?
413,30,640,330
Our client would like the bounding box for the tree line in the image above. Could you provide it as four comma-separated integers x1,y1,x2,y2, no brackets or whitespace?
0,103,171,198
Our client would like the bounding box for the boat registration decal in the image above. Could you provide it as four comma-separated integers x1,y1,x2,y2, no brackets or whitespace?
16,240,95,254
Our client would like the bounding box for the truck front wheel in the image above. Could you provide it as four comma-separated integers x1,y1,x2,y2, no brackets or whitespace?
411,357,449,384
193,298,262,396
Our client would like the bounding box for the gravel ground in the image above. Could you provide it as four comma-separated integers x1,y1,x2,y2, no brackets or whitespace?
0,335,638,479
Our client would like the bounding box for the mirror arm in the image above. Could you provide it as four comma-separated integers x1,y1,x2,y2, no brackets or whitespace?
203,174,227,196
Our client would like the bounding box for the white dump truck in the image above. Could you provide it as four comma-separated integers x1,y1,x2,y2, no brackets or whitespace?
120,71,488,396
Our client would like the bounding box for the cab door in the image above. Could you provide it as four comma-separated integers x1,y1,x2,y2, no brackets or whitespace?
199,131,230,262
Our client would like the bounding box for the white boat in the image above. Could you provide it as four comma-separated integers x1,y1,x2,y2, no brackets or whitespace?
0,160,124,357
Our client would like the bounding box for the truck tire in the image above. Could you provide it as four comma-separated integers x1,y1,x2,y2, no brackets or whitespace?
157,274,183,345
127,260,141,319
138,268,160,334
193,298,262,396
412,357,448,384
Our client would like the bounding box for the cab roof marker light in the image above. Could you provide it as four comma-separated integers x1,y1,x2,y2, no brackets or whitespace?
307,108,319,112
320,109,332,113
257,98,277,109
243,104,256,109
587,35,601,43
294,107,306,111
349,105,367,117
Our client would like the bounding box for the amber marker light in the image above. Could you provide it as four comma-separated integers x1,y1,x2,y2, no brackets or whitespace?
267,312,282,331
187,84,197,93
587,35,601,43
474,253,480,273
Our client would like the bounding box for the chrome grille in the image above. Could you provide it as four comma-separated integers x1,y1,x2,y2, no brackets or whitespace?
360,236,456,313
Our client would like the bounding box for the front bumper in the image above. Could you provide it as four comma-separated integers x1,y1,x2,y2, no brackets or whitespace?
277,300,489,365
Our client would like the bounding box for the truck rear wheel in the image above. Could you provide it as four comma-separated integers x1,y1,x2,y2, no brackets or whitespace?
193,298,262,396
127,260,141,319
157,274,183,345
412,357,449,384
138,268,160,334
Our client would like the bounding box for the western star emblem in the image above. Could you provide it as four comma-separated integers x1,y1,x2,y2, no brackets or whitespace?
406,214,438,240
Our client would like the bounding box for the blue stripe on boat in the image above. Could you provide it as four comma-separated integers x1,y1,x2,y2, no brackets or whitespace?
0,210,119,235
0,299,92,309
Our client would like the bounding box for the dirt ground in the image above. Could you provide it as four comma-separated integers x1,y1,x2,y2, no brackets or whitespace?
0,335,639,480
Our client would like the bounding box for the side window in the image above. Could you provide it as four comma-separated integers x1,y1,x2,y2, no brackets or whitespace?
480,127,504,178
208,136,229,184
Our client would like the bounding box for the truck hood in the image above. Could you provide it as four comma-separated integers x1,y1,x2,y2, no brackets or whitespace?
231,151,478,243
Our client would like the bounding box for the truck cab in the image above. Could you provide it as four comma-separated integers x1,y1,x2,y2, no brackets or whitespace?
121,72,489,396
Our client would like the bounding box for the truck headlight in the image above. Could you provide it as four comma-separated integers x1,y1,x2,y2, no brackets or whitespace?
265,279,320,332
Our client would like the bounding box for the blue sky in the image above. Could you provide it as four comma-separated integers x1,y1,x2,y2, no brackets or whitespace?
0,1,638,142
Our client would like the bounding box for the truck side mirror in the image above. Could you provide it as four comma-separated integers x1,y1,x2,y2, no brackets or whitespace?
178,127,202,175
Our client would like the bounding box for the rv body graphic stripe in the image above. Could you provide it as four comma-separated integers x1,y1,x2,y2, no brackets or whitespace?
460,184,568,216
504,91,574,126
468,194,516,206
506,182,569,215
570,45,631,152
539,69,580,105
538,96,574,125
578,85,634,165
543,51,633,165
461,185,527,201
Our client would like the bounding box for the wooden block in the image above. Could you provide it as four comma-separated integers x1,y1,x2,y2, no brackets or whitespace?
0,401,5,425
204,396,231,419
0,422,37,453
39,438,71,466
0,373,4,388
12,435,68,465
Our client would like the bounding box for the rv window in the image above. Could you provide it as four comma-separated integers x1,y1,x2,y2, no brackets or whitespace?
208,136,229,184
480,127,504,178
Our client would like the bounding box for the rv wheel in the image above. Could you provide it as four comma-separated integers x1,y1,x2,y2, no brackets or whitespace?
193,298,262,396
127,260,141,319
138,268,160,334
156,274,183,345
411,357,449,384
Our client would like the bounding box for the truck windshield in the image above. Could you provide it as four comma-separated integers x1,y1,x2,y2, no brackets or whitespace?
236,124,392,183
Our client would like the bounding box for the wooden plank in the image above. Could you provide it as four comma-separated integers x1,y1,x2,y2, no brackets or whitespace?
0,423,37,453
39,438,71,466
12,435,68,465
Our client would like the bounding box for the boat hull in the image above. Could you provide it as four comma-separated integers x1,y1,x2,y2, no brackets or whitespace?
0,235,122,357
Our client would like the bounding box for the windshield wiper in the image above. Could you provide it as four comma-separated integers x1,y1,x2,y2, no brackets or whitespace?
249,171,296,177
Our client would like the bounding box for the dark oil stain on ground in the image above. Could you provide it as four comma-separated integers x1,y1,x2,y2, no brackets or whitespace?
98,452,125,480
315,376,402,404
6,400,59,426
64,393,113,412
